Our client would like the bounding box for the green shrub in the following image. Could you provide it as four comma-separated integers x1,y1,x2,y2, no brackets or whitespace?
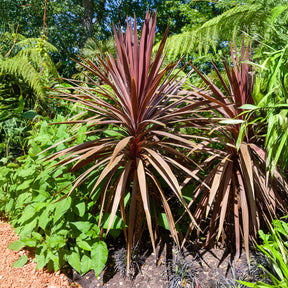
240,218,288,287
0,115,117,276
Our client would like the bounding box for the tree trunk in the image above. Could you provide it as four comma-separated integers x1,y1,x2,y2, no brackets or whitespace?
82,0,94,37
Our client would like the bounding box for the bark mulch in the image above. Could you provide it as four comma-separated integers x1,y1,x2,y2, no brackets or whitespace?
0,220,74,288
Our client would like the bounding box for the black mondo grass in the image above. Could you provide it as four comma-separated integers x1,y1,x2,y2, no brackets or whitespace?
165,246,200,288
114,247,145,279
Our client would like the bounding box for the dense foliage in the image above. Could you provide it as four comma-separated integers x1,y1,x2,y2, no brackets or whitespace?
0,116,122,275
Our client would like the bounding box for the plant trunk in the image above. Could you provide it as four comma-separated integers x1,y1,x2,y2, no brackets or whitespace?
134,190,144,248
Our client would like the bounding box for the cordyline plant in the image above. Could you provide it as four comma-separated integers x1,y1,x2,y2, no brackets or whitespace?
185,39,288,261
42,11,202,271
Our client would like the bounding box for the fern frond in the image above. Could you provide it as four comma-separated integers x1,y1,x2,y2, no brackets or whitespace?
156,3,281,60
17,48,59,78
162,30,197,60
16,38,59,54
196,4,262,52
81,37,115,59
0,57,45,98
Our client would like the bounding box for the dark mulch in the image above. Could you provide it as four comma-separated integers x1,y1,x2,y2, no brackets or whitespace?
65,232,260,288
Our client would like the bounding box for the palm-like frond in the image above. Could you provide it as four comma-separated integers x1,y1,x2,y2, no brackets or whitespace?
81,37,115,60
158,1,288,60
0,57,46,97
187,40,288,261
16,37,59,54
42,11,205,272
73,37,115,81
0,35,59,112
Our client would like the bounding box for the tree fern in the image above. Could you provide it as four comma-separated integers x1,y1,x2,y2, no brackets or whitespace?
0,34,59,112
159,1,288,60
16,37,59,54
73,37,115,81
80,37,115,60
0,57,46,98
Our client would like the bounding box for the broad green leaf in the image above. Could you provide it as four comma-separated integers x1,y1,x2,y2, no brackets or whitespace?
22,110,38,119
15,193,32,209
12,255,28,267
53,197,72,223
32,232,43,241
30,142,41,155
18,219,38,238
8,240,25,251
47,250,61,271
34,190,50,201
109,229,121,239
46,235,66,249
17,180,33,191
85,224,100,238
76,238,91,251
38,207,51,230
67,251,81,273
5,199,14,213
91,241,108,276
75,201,86,217
35,250,48,270
21,238,37,247
157,213,175,231
102,214,126,230
18,205,36,224
17,166,36,178
70,221,92,233
80,254,92,275
33,202,46,212
0,167,12,178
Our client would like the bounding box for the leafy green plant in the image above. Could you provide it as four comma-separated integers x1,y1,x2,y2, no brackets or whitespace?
252,44,288,173
0,94,38,161
0,116,111,276
42,11,204,272
0,31,60,119
185,40,288,261
239,218,288,287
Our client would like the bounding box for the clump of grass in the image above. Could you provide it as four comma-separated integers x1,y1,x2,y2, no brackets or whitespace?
166,246,200,288
246,251,271,283
215,254,271,288
114,248,144,278
215,267,246,288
